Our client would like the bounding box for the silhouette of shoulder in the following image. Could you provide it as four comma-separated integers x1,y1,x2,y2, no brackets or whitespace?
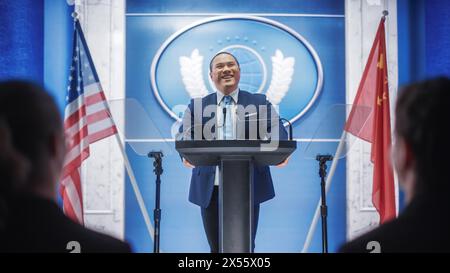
1,193,131,253
339,194,450,253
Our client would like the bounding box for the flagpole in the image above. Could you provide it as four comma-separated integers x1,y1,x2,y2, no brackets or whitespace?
71,11,79,24
302,131,346,253
381,9,399,217
66,14,155,249
302,10,392,252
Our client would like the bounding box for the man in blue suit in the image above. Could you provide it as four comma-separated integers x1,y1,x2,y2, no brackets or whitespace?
180,52,289,252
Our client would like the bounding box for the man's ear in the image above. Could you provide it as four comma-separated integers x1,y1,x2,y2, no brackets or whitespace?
393,138,407,173
394,137,416,179
394,137,417,203
48,131,66,160
402,139,415,170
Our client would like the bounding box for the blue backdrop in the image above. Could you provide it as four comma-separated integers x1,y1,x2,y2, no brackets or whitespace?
0,0,44,83
125,0,346,253
0,0,72,114
2,0,449,254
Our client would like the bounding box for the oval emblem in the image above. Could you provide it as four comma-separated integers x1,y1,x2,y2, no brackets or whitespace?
151,15,323,124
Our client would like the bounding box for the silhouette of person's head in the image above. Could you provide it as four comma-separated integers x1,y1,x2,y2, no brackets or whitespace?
0,81,132,253
0,80,65,201
393,77,450,203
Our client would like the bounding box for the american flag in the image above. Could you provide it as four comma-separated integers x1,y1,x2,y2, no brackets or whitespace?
60,21,117,224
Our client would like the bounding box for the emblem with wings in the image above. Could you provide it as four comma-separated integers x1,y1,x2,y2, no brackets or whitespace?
179,49,295,106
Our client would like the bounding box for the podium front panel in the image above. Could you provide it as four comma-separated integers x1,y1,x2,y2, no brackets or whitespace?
219,157,253,253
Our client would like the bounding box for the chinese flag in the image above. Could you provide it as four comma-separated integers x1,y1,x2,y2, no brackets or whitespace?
345,17,396,224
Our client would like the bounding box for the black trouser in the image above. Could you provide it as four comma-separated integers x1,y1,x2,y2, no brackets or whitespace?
201,186,260,253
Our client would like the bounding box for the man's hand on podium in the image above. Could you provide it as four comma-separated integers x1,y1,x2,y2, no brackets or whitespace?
183,158,195,168
276,156,290,168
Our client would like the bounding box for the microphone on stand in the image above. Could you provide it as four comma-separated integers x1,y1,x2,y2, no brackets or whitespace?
222,107,227,140
280,118,293,141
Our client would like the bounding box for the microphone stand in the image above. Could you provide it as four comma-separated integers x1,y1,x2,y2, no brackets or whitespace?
316,154,333,253
148,151,163,253
222,107,227,139
280,118,293,140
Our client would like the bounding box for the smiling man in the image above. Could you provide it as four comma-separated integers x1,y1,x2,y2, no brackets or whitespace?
179,52,289,253
209,52,241,95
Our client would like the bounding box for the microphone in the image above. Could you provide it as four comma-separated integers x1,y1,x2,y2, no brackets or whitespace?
280,118,293,141
222,106,227,139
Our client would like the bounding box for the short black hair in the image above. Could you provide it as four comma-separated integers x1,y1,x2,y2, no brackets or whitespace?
395,76,450,192
209,52,240,72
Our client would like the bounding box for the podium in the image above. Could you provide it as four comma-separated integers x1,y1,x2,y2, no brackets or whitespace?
176,140,296,253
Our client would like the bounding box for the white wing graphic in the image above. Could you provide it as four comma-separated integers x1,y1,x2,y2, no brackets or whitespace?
265,49,295,105
179,49,209,98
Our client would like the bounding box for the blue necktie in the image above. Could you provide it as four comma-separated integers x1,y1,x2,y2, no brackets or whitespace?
223,95,233,139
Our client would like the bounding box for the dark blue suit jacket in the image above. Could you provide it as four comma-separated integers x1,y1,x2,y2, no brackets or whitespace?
180,90,288,208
